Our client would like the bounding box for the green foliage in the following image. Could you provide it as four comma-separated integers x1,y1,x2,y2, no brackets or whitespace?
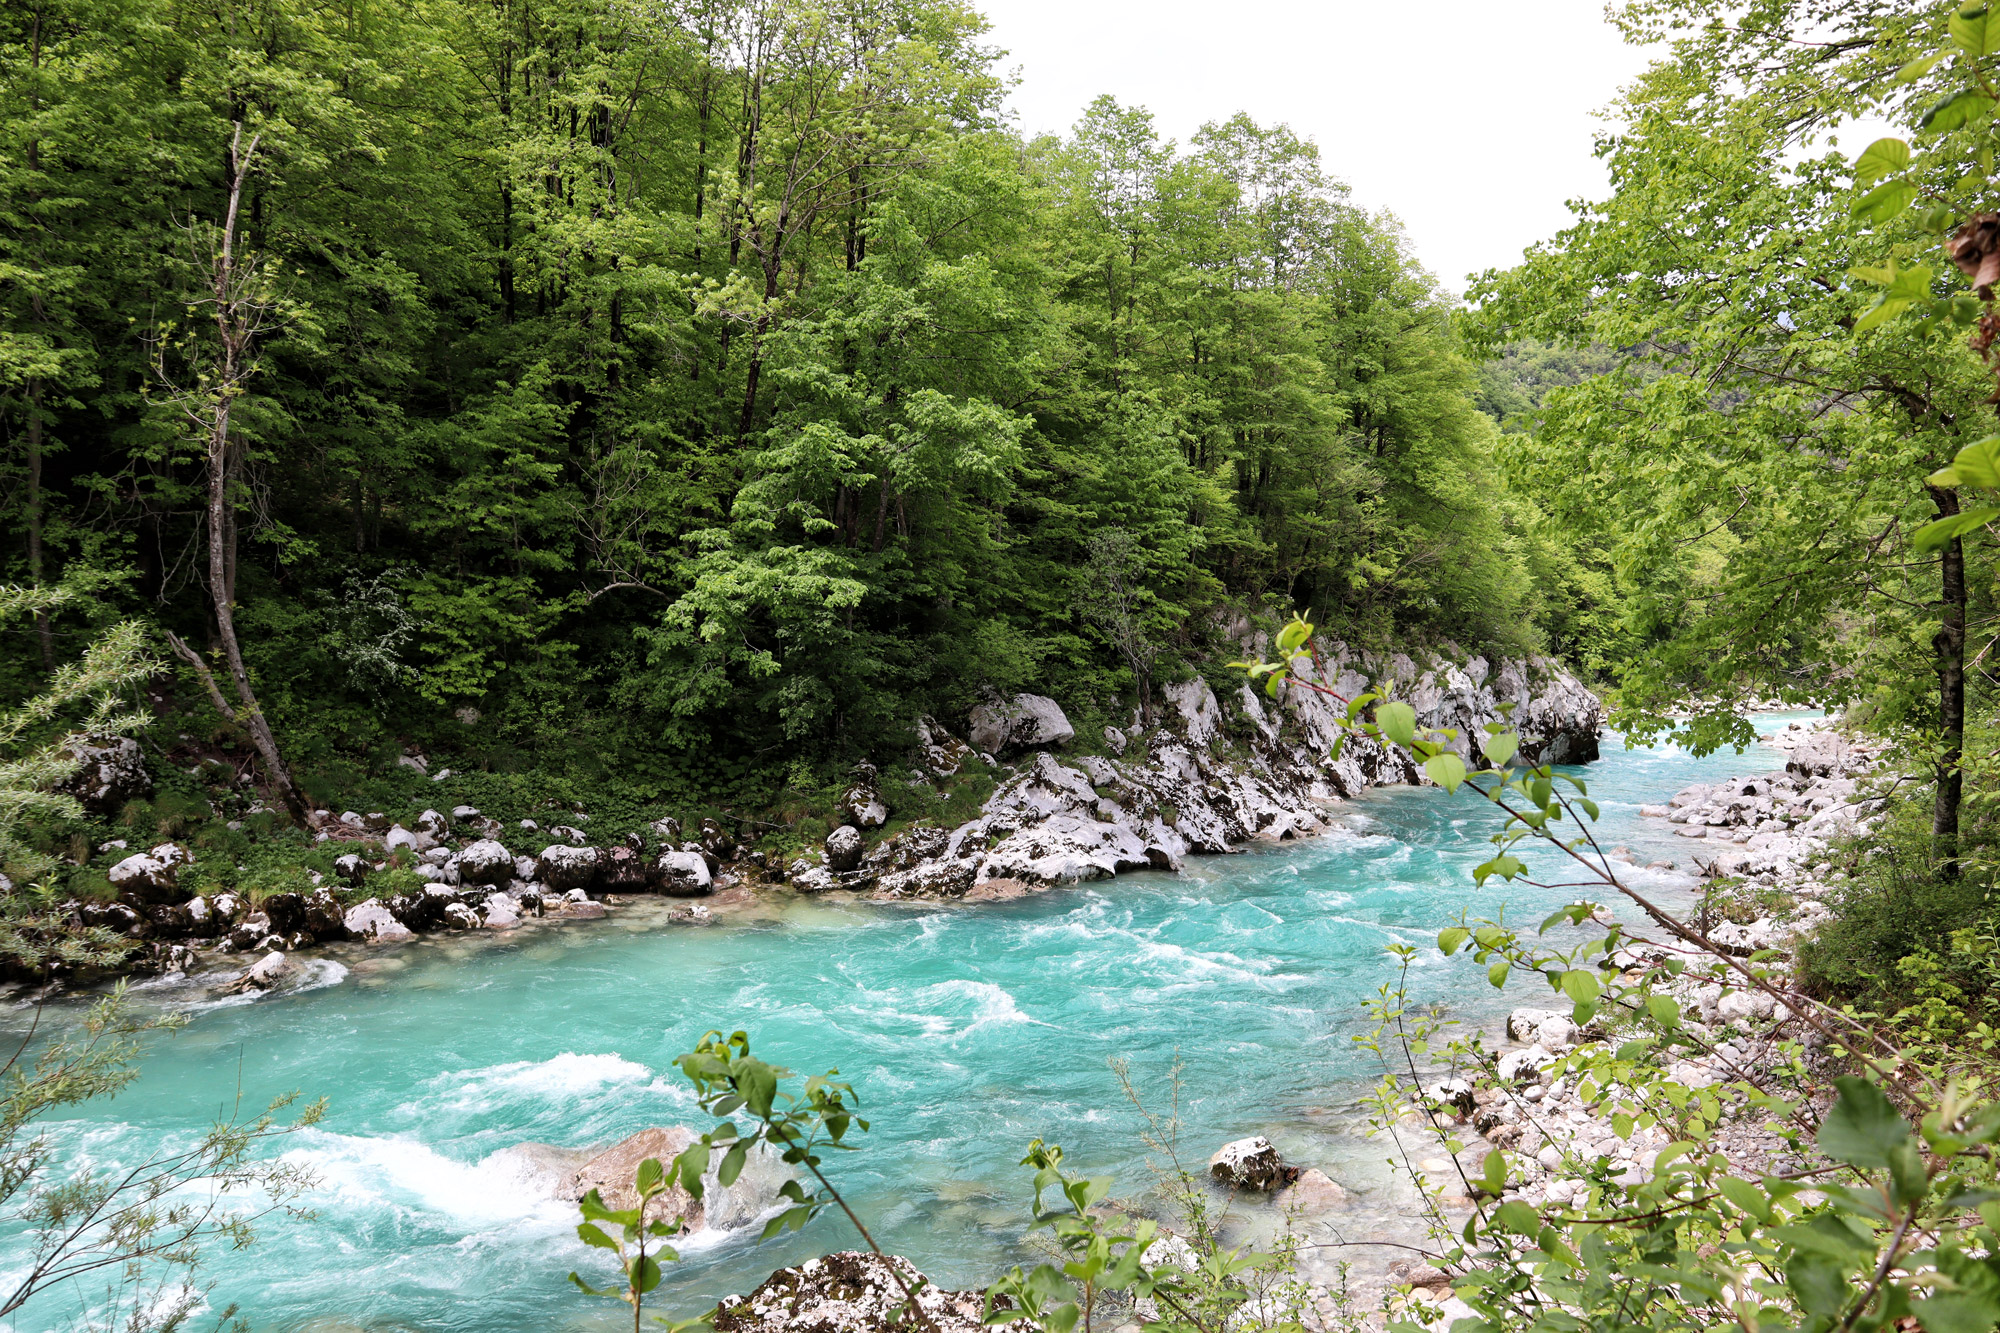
0,0,1580,806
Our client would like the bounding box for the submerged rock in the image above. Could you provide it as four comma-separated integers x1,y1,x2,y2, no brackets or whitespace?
551,1127,793,1232
217,950,291,995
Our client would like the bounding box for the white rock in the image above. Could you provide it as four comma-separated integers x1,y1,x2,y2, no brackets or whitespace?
58,736,152,812
536,845,602,892
457,839,515,886
343,899,415,943
219,950,291,994
654,850,713,896
1207,1136,1292,1190
968,694,1074,754
1497,1046,1554,1085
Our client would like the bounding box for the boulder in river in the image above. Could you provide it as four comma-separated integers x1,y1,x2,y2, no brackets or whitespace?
1273,1167,1349,1214
1207,1136,1299,1191
549,1127,793,1232
217,950,291,995
968,694,1074,755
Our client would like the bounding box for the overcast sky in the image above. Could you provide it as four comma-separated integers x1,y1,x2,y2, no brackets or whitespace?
978,0,1663,293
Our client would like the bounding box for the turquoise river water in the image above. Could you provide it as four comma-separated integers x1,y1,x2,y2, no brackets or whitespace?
4,714,1818,1332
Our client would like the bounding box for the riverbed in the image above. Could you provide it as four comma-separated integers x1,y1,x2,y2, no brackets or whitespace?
5,714,1818,1332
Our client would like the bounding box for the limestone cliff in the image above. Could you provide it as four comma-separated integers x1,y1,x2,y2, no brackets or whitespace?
864,642,1605,898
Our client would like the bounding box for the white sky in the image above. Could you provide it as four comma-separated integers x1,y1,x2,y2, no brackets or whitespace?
979,0,1664,293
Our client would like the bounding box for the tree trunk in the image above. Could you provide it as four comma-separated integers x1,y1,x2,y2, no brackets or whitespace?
1929,484,1966,876
196,126,309,825
25,380,52,669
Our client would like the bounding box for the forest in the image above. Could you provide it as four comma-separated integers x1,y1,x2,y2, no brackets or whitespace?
1,0,1604,818
18,0,2000,1331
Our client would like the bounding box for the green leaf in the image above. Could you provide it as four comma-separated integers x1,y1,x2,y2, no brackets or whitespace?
1474,854,1525,885
1487,960,1510,988
1718,1176,1771,1223
635,1157,664,1197
1852,178,1918,224
1818,1077,1913,1169
1480,730,1518,767
1854,136,1912,186
1424,752,1467,792
718,1142,748,1188
1888,1138,1930,1207
1890,263,1937,298
1912,1293,2000,1333
1482,1149,1506,1192
634,1254,663,1295
1914,505,2000,553
1854,294,1914,333
577,1221,620,1251
1953,4,2000,57
1930,435,2000,488
1645,994,1680,1027
1376,701,1416,747
1922,87,1998,133
1785,1254,1851,1318
1493,1200,1540,1234
1438,926,1470,955
1559,970,1601,1004
1895,51,1948,83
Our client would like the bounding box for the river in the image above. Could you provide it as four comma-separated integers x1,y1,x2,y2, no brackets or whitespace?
5,713,1817,1331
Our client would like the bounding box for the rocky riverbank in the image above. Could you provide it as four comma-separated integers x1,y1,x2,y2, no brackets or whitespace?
707,718,1887,1332
41,641,1604,995
1369,717,1885,1323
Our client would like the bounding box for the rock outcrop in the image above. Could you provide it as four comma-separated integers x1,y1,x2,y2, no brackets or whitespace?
714,1253,1000,1333
840,642,1603,901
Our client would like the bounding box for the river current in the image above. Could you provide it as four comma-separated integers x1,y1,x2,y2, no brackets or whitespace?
6,714,1817,1331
